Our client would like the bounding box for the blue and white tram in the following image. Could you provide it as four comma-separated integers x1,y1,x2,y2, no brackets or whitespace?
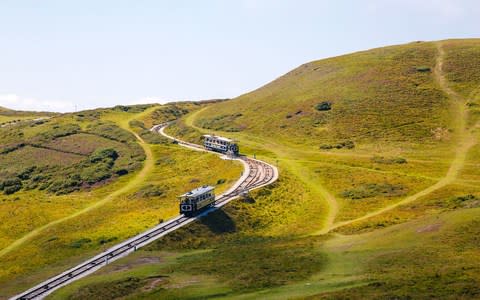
203,134,239,155
179,185,216,216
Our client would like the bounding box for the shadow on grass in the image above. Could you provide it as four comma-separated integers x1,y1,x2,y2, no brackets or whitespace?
200,209,236,234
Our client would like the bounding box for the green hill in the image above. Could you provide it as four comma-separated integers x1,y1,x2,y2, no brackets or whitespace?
7,39,480,299
0,103,243,298
194,41,448,146
0,106,57,126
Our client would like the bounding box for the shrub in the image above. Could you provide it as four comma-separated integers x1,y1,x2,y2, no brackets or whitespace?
4,185,22,195
113,104,152,113
89,148,119,163
148,105,190,124
47,177,82,195
320,140,355,150
440,194,480,209
315,101,332,111
372,156,407,164
128,119,146,129
0,178,23,195
337,140,355,149
0,143,25,154
39,123,80,140
81,163,112,185
415,66,431,72
18,166,36,180
341,183,406,199
115,169,129,176
69,238,92,248
98,236,118,245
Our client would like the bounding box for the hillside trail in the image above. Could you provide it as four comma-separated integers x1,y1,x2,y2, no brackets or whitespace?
326,43,479,233
0,108,157,259
184,106,339,232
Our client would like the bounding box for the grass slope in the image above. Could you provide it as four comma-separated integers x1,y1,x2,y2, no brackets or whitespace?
0,104,243,298
16,39,480,299
0,106,55,125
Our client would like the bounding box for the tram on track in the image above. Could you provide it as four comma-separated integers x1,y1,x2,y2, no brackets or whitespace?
179,185,216,216
203,134,239,155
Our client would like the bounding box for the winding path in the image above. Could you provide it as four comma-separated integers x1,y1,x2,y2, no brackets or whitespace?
13,122,278,300
0,110,156,260
327,42,479,232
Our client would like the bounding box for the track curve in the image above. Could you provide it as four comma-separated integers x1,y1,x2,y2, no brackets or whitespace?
13,122,278,300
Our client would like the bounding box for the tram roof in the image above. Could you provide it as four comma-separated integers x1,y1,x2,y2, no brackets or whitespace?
203,134,234,142
179,185,215,198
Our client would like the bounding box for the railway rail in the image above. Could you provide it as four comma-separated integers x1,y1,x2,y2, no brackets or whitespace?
13,122,278,300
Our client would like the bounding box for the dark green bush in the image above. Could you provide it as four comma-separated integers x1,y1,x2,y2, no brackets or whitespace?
113,104,152,113
18,166,36,180
98,236,118,245
89,148,119,163
69,238,92,248
148,104,190,124
415,66,431,72
0,143,25,154
0,177,23,195
81,163,112,185
39,123,80,140
315,101,332,111
4,185,22,195
320,140,355,150
337,140,355,149
372,156,407,164
47,177,82,195
115,169,129,176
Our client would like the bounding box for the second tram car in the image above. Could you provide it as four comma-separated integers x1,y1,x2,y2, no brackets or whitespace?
179,185,216,216
203,134,239,155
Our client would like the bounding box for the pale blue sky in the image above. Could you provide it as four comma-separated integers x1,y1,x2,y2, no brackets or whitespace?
1,0,479,112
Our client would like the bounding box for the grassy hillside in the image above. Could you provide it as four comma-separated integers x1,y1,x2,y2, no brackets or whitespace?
0,103,243,298
10,39,480,299
0,40,480,299
192,41,451,147
0,106,56,126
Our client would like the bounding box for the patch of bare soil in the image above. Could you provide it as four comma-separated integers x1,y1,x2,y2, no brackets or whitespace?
109,256,162,273
142,276,168,292
431,127,450,141
166,276,202,289
416,223,442,233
